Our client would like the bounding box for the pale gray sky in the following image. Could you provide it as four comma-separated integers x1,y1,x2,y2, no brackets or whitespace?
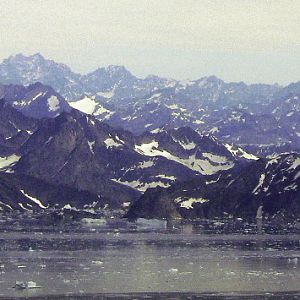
0,0,299,84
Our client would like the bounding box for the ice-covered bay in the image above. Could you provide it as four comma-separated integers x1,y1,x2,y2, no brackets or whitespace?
0,215,300,299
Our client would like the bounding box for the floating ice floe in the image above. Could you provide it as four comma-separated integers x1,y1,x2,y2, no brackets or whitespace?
81,218,107,225
92,260,104,266
136,218,167,230
14,281,41,290
169,268,179,273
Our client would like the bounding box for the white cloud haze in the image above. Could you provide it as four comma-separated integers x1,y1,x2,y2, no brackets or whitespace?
0,0,299,84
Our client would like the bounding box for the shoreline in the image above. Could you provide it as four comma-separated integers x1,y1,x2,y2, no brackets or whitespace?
2,291,300,300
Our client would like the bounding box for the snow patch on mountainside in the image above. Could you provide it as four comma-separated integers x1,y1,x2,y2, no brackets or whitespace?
156,174,176,181
18,202,31,211
69,96,113,119
0,201,12,210
252,174,266,195
47,96,60,112
111,178,170,192
20,190,48,209
88,141,95,154
165,103,187,112
288,158,300,171
104,137,124,148
32,91,46,101
175,197,209,209
97,90,115,99
174,138,196,150
69,97,98,115
94,106,112,117
135,141,160,156
137,160,155,169
225,144,259,160
0,155,21,171
135,141,234,175
203,152,229,164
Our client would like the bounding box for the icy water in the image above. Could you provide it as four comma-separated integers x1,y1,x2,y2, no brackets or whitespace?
0,214,300,299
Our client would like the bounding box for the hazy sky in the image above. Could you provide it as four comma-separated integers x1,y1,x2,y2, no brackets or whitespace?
0,0,299,84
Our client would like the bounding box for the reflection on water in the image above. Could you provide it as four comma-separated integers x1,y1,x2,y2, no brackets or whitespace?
0,215,300,299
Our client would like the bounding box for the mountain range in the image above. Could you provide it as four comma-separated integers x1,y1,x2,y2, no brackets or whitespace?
1,53,299,156
0,95,254,211
0,53,299,220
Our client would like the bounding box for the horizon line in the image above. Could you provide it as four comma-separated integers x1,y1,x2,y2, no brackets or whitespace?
1,52,299,87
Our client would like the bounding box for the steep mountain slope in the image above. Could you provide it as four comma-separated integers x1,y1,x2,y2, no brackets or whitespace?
0,102,258,211
0,173,101,211
271,94,300,141
0,99,37,156
14,110,140,207
127,153,300,220
14,110,248,195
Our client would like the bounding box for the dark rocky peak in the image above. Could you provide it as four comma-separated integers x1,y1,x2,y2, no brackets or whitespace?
0,98,36,127
20,108,133,157
0,83,27,100
150,127,217,150
24,82,61,99
0,99,38,156
0,82,71,119
169,126,202,140
160,127,223,149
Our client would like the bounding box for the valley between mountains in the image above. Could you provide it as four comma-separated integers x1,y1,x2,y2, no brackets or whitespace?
0,53,299,221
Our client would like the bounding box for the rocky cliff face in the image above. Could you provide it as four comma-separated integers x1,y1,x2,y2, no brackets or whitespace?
0,98,257,212
127,153,300,220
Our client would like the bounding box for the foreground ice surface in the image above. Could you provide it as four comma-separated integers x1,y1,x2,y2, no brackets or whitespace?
0,215,300,299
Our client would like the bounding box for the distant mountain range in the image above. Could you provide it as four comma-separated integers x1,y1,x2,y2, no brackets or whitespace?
0,53,299,156
0,53,299,220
